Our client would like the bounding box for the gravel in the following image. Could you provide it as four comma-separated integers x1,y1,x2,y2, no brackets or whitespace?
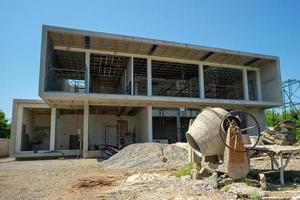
104,172,219,200
101,143,188,170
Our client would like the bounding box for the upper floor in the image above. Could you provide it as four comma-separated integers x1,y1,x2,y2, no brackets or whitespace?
39,25,282,109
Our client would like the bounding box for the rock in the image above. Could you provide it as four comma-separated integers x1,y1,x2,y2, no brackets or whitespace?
223,182,260,199
205,172,218,189
259,173,267,191
160,155,168,163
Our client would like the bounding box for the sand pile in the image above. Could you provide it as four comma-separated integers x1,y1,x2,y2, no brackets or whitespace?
101,143,188,170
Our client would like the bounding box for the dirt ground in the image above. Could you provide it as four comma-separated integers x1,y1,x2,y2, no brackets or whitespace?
1,156,300,200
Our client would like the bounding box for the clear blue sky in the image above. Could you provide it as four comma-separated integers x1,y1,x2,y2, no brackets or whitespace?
1,0,300,119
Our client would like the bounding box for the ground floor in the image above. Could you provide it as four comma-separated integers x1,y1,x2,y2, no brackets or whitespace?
1,156,300,199
9,99,266,158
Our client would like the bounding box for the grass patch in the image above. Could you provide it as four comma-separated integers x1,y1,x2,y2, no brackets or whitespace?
173,163,193,178
241,178,260,187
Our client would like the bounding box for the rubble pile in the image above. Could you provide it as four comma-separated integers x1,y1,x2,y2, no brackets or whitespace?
261,120,296,145
101,143,188,170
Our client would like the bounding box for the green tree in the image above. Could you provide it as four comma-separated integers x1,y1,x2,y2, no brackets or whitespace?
0,110,10,138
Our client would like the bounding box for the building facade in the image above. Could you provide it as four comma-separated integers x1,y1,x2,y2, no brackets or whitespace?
10,25,282,158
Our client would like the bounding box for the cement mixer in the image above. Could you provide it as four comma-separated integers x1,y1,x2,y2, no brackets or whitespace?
186,107,261,180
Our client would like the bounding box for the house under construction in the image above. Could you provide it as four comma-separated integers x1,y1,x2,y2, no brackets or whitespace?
9,25,282,158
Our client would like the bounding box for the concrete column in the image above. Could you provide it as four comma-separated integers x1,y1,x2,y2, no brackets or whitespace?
199,64,205,98
256,70,262,101
176,110,181,142
147,58,152,96
15,104,23,153
243,68,249,100
131,57,134,95
147,106,153,142
85,52,90,93
49,107,56,151
83,102,89,157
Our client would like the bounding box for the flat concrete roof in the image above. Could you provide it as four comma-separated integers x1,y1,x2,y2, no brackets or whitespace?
44,25,278,68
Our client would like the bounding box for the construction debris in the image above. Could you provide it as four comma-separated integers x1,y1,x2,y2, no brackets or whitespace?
101,143,188,170
261,120,296,145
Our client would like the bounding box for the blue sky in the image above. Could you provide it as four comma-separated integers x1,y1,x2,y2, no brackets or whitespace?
0,0,300,119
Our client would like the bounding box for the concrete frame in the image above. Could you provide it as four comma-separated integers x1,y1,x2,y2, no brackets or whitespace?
9,25,283,158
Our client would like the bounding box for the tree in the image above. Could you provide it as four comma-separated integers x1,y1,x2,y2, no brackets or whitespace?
0,110,10,138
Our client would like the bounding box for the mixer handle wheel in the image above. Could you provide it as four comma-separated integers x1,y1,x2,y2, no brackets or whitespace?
219,110,261,152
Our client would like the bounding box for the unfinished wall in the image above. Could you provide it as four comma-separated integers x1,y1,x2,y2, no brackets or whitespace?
21,108,50,151
88,115,136,149
260,60,282,103
152,60,199,97
56,111,83,150
45,49,86,93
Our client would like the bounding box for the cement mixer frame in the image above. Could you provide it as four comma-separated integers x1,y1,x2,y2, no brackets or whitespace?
219,110,261,152
186,107,262,180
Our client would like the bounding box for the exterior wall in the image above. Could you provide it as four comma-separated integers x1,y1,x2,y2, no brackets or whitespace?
56,114,83,150
0,139,9,157
260,60,283,104
88,114,136,148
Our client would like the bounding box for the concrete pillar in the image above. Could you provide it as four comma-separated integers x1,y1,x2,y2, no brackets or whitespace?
15,104,23,153
176,109,181,142
147,58,152,96
49,107,56,151
199,64,205,98
83,102,89,157
85,52,90,93
147,106,153,142
256,70,262,101
131,57,134,95
243,68,249,100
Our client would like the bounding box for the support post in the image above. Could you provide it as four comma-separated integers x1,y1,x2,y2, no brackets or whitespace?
243,68,249,100
256,69,262,101
147,106,153,142
147,58,152,96
280,153,284,185
15,104,23,153
131,57,134,95
176,109,181,142
85,52,90,93
83,102,89,158
199,64,205,98
49,107,56,151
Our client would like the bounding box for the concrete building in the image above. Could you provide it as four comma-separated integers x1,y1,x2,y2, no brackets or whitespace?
10,25,282,158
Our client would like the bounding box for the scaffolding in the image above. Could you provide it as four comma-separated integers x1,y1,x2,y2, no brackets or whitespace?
271,79,300,124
